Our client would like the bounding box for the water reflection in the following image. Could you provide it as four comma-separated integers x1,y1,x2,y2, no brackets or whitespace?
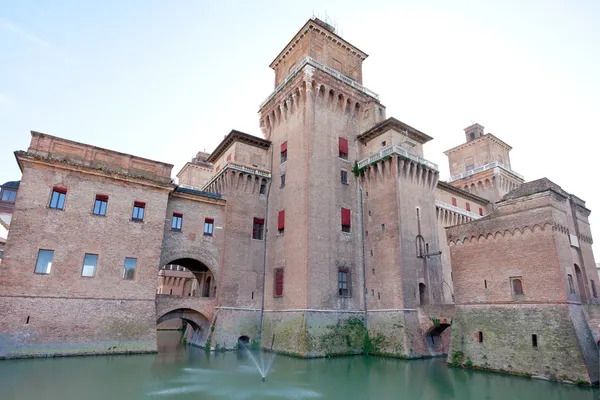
0,331,596,400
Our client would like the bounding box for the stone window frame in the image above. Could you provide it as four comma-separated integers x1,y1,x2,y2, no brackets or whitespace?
510,276,524,297
338,268,351,298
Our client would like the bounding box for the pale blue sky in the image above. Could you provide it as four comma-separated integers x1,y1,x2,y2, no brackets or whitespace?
1,0,599,253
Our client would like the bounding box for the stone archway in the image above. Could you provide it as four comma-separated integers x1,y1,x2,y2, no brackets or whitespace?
425,323,452,355
158,258,216,299
157,308,211,348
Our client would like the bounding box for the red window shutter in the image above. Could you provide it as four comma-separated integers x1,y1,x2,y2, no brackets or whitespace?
339,137,348,154
451,197,457,206
53,187,67,194
227,154,231,161
254,217,264,224
466,202,471,211
479,207,483,216
275,269,284,296
173,212,183,218
134,201,145,208
341,208,351,227
278,210,285,230
281,141,288,153
205,218,214,223
96,194,108,201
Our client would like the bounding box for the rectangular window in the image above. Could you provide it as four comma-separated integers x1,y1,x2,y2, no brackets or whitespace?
341,207,351,232
171,213,183,232
339,137,348,159
592,280,598,298
123,257,137,280
568,274,575,293
278,210,285,233
132,201,145,221
34,249,54,274
81,253,98,277
381,224,385,232
341,170,348,185
93,195,108,216
338,269,350,297
466,202,471,212
204,218,214,236
253,218,264,240
478,331,483,343
227,154,232,162
274,268,284,297
49,187,67,209
280,141,288,163
1,189,16,202
451,197,457,207
532,334,538,348
281,174,286,188
479,207,483,216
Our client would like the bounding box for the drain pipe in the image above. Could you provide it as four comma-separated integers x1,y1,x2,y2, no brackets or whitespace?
258,146,273,343
359,187,368,326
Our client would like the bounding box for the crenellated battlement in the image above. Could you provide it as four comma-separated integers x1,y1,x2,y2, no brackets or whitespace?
202,162,271,197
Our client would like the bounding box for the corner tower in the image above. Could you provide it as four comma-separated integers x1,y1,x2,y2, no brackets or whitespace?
258,18,384,356
444,123,524,203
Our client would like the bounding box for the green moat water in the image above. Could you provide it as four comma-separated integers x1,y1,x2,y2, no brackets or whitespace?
0,331,596,399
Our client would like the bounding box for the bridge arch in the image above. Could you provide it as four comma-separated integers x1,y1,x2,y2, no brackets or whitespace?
157,308,211,348
158,257,217,299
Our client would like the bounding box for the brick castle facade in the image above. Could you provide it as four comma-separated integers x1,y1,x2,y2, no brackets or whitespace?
0,19,598,384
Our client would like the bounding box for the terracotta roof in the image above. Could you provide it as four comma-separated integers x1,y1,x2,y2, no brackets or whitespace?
357,117,433,144
207,130,271,163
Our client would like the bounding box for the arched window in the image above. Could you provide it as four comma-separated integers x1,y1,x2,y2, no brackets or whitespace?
419,283,428,305
203,276,211,298
512,277,523,295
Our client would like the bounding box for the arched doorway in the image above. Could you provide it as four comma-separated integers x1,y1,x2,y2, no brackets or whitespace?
574,264,588,303
238,335,250,349
425,323,451,355
157,258,216,299
156,308,211,349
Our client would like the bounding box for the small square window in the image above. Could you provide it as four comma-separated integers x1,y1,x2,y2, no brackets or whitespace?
281,174,286,188
253,218,264,240
171,213,183,232
381,141,386,147
34,249,54,274
49,188,67,210
81,253,98,277
93,195,108,216
123,257,137,280
132,201,145,221
204,218,214,236
341,170,348,185
1,189,16,202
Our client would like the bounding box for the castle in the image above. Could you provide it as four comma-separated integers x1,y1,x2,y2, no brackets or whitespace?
0,18,598,385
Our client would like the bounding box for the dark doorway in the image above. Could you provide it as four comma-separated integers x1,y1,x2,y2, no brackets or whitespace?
574,264,588,303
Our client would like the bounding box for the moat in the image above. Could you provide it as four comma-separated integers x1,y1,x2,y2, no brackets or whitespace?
0,331,595,400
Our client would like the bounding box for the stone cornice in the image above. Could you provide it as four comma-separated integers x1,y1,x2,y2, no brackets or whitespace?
357,117,433,145
437,181,490,204
443,133,512,155
269,18,368,69
171,188,226,206
15,151,173,191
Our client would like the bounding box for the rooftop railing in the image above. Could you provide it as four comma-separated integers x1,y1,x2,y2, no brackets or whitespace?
201,162,271,192
435,200,482,220
357,145,439,171
448,161,524,182
259,56,379,110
